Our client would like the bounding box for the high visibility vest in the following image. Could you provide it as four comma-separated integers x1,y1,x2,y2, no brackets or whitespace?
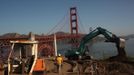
56,56,63,65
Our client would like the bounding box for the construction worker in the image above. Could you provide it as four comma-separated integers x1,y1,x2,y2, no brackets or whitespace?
55,54,63,73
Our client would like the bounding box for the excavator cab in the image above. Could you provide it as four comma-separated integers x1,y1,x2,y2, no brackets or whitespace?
5,33,46,75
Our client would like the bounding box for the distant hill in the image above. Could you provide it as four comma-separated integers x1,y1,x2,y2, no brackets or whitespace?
0,32,134,40
1,33,21,38
123,34,134,40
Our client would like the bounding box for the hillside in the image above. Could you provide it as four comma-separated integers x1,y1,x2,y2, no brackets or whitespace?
0,32,134,41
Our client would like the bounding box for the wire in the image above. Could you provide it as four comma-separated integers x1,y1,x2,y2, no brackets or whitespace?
77,11,86,34
59,16,67,31
46,12,68,35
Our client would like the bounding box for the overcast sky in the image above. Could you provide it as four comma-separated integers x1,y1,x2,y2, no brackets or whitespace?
0,0,134,36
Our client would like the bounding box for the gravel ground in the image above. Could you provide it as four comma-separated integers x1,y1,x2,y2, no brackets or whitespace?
0,58,134,75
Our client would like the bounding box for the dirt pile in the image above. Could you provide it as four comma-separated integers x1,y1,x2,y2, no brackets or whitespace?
45,59,134,75
104,61,134,75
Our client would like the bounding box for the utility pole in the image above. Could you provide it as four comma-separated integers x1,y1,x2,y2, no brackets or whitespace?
54,33,57,56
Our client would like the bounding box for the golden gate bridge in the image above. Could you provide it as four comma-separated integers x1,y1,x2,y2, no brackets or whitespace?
0,7,86,57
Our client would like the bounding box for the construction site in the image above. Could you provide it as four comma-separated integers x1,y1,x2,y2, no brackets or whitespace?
0,7,134,75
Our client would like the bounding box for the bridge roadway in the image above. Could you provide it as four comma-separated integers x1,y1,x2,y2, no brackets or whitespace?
0,34,82,56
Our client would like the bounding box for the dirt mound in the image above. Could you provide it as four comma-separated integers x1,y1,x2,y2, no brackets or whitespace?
77,60,134,75
104,61,134,75
45,59,134,75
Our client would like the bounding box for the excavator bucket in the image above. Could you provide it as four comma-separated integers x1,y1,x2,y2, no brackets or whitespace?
33,58,46,72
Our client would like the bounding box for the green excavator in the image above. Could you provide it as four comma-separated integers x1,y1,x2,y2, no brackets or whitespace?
65,27,126,60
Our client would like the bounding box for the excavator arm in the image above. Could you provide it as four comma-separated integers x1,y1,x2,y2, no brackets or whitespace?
65,27,126,60
77,27,113,56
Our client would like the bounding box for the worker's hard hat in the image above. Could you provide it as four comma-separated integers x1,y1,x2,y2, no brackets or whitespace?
58,54,61,56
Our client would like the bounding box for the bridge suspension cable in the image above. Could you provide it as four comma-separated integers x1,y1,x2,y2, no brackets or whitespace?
46,12,69,35
77,14,86,34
